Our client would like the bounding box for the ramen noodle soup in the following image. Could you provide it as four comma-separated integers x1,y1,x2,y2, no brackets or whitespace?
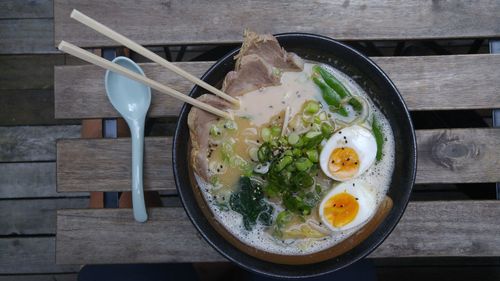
187,31,394,256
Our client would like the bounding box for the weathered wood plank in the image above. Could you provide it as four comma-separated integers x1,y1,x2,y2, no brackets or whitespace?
0,19,56,54
0,125,80,162
57,137,174,192
376,55,500,111
54,0,500,47
0,90,79,126
0,274,77,281
416,128,500,184
55,201,500,264
0,238,80,274
0,55,64,90
0,198,88,235
54,55,500,119
54,62,207,119
0,0,53,19
0,162,87,198
56,128,500,192
370,201,500,257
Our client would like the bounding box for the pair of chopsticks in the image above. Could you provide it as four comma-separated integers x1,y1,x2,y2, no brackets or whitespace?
59,9,237,120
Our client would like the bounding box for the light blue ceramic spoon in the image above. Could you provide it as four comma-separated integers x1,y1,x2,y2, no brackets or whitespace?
105,56,150,222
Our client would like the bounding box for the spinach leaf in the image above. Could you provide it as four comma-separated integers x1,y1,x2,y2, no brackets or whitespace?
229,176,274,230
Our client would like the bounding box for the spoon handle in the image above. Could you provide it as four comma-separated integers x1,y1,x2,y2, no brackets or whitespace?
130,118,148,222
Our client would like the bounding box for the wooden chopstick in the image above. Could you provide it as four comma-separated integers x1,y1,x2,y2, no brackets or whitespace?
58,41,232,120
70,9,240,107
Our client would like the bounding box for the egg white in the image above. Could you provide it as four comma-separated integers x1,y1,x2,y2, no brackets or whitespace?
319,125,377,181
319,181,377,232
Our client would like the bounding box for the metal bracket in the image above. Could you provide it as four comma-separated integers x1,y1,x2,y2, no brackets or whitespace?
102,48,120,208
489,40,500,200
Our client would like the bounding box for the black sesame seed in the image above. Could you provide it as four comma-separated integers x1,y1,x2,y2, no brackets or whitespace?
256,140,260,143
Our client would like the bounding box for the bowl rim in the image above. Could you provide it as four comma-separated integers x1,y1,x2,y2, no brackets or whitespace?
173,32,417,278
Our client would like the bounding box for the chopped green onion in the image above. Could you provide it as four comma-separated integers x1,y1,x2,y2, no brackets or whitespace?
304,100,320,114
288,132,300,145
321,122,334,138
271,126,281,137
305,149,319,163
295,157,313,171
292,148,302,157
257,144,270,162
261,127,271,142
210,124,222,136
274,155,293,172
248,147,259,162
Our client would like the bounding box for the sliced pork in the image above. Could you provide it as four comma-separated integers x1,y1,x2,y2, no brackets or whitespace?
188,31,304,181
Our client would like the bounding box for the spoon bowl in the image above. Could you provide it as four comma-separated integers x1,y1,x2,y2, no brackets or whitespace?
105,56,151,222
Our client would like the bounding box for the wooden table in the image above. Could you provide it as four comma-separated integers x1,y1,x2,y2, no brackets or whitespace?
48,0,500,276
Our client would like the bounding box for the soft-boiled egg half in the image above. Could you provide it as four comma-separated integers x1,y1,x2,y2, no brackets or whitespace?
319,125,376,181
319,181,376,231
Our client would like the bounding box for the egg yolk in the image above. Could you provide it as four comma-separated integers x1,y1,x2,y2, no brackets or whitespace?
323,192,359,228
328,147,360,180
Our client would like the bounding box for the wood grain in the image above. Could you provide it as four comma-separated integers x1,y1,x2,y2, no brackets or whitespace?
370,201,500,257
0,0,53,19
57,137,174,192
56,128,500,192
55,201,500,264
0,19,56,54
0,90,79,126
54,55,500,119
0,162,87,198
0,198,88,235
0,125,80,162
0,55,64,90
0,238,79,274
417,128,500,183
54,0,500,47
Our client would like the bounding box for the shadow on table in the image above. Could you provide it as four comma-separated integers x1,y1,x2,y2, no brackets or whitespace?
78,259,376,281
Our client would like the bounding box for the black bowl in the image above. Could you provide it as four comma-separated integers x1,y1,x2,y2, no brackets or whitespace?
173,33,416,278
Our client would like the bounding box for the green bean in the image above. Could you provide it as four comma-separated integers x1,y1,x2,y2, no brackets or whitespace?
314,65,363,113
348,96,363,112
312,77,342,106
313,65,349,98
274,155,293,172
372,116,384,161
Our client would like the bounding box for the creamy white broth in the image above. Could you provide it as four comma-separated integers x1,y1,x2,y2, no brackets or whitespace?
195,63,395,255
